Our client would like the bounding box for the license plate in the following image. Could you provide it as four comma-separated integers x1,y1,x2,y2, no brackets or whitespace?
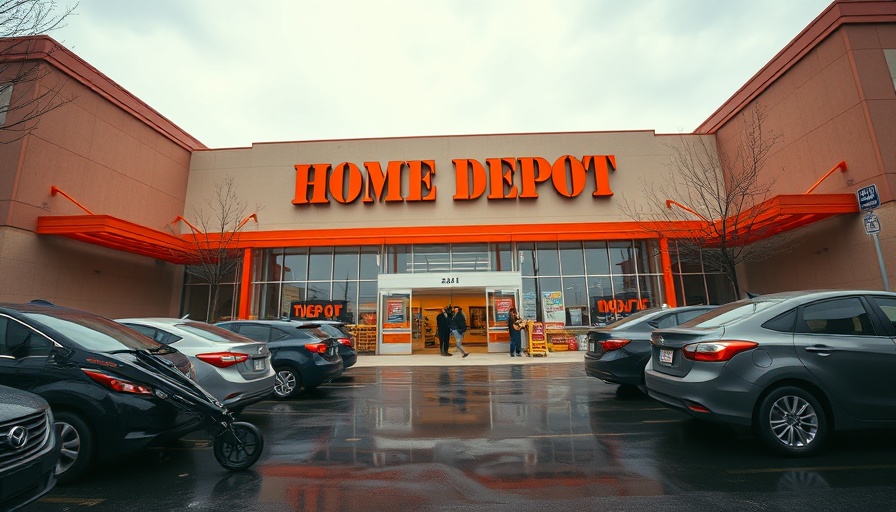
253,358,265,371
659,349,674,365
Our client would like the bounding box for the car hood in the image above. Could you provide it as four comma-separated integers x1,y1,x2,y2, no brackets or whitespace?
0,386,48,421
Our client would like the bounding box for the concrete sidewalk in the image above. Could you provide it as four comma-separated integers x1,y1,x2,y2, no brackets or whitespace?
353,349,586,367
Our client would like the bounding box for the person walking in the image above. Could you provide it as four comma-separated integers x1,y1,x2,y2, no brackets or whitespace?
508,307,523,357
436,305,452,356
449,305,469,358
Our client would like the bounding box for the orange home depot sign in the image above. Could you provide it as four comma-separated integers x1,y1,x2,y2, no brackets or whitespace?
597,298,650,315
289,300,346,320
293,155,616,204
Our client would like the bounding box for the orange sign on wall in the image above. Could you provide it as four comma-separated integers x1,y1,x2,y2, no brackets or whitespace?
293,154,616,205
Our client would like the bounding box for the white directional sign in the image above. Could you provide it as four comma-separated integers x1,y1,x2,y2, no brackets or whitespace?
864,212,881,235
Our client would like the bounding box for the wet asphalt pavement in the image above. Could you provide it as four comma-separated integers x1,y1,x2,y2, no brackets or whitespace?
22,357,896,512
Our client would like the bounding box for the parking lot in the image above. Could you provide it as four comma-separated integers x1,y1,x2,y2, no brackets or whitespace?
23,357,896,512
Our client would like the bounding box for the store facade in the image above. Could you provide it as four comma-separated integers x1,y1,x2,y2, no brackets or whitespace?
2,0,895,355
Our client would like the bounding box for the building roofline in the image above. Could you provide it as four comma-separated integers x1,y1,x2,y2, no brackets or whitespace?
0,35,206,151
695,0,896,134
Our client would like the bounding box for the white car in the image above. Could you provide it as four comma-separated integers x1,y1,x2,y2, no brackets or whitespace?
116,318,275,413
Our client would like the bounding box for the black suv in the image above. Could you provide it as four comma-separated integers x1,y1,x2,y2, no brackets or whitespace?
216,320,343,399
0,385,61,510
0,302,207,483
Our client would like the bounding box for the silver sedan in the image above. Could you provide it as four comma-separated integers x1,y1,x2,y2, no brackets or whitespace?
645,290,896,456
117,318,275,413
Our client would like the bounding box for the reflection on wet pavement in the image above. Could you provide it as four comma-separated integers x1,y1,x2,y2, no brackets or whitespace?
26,363,896,512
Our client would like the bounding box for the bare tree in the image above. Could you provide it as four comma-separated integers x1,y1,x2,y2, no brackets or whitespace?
0,0,78,142
173,176,259,323
623,104,788,299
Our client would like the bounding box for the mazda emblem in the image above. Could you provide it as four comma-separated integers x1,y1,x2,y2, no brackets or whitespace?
7,425,28,449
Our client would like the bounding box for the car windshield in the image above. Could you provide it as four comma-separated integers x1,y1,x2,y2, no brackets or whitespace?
177,322,256,344
681,299,782,328
25,311,163,352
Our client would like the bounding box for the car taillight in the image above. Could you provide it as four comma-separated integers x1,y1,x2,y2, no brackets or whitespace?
600,339,630,351
82,368,153,395
196,352,249,368
304,343,329,354
682,340,758,362
337,337,352,347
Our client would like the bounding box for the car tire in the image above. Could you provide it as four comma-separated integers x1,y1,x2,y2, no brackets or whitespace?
757,386,828,457
273,366,302,399
54,411,95,484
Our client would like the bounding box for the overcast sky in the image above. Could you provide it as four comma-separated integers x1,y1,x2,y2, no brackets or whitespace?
51,0,834,149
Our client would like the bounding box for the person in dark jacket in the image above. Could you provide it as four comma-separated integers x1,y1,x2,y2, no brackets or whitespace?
436,305,453,356
508,307,523,357
449,306,469,358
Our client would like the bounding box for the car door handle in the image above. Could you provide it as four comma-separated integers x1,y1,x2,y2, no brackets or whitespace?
805,345,834,355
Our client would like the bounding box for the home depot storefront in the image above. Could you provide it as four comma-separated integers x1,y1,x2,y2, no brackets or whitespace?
171,132,854,355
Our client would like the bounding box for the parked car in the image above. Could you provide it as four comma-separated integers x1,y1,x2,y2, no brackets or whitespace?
0,385,61,509
215,320,343,399
292,320,357,370
0,302,214,483
644,290,896,456
116,318,275,413
584,305,717,388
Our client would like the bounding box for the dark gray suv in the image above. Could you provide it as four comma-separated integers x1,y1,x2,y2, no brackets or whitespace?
645,290,896,456
0,385,61,510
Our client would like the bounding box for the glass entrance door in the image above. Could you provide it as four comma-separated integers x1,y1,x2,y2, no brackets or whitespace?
379,290,412,354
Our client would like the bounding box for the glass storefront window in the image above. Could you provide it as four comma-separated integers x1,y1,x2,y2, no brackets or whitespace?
358,281,378,325
241,241,717,329
559,242,585,275
306,281,331,301
584,241,610,275
252,248,282,282
609,241,636,274
536,242,560,276
385,245,411,274
491,243,512,272
280,282,306,317
360,246,379,279
413,244,450,272
451,243,489,271
253,282,281,320
519,243,536,277
308,247,333,280
562,276,588,326
334,247,360,281
282,248,308,282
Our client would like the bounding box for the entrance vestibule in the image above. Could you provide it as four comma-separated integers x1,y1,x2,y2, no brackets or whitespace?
413,291,489,354
377,271,523,355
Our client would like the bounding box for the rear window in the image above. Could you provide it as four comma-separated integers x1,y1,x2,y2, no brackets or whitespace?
601,308,667,329
178,322,256,344
317,324,348,339
683,300,781,328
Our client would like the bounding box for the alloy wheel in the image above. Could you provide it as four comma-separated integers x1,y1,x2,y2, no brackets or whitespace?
767,394,819,448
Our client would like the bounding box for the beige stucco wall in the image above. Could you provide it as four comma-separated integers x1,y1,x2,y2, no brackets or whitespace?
719,23,896,293
0,61,191,316
186,131,717,233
